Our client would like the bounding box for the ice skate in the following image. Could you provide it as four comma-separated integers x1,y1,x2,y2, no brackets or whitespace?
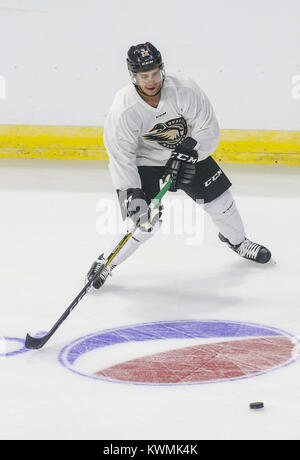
218,233,271,264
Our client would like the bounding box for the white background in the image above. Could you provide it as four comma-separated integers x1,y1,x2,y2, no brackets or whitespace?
0,0,299,128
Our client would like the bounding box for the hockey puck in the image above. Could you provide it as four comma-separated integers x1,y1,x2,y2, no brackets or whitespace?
249,402,264,410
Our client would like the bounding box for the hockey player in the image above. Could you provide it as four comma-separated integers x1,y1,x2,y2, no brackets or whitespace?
87,42,271,288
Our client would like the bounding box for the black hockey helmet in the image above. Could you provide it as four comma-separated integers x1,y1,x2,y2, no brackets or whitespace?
127,42,165,95
127,42,164,74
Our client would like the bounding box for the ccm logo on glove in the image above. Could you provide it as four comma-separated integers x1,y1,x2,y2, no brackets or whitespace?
170,151,198,164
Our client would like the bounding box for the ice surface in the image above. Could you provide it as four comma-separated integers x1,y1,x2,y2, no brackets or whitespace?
1,158,300,440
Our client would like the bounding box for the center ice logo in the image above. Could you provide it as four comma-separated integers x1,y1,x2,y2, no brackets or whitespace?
58,320,299,385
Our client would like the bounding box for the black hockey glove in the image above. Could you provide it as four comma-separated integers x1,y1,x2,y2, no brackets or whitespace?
162,137,198,192
117,188,159,231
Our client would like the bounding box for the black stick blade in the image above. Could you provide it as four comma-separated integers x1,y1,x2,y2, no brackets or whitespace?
25,333,50,349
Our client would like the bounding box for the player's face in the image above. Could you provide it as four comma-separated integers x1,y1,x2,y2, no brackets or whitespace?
135,68,162,95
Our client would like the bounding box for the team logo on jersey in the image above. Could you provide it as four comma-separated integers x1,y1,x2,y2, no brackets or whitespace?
142,117,188,149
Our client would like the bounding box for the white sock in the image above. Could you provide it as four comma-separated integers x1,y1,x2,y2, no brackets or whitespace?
204,190,245,245
103,219,161,266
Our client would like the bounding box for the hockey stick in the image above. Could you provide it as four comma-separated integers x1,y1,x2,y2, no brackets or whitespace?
25,176,172,350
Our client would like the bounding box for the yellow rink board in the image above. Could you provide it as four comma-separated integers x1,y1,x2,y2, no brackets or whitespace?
0,125,300,164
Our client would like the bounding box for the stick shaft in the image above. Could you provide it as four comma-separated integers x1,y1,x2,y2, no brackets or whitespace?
25,177,172,349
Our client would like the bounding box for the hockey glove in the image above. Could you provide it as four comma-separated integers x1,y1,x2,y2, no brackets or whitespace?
117,188,159,231
163,137,198,192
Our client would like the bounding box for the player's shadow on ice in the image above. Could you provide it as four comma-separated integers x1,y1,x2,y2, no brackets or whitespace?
90,258,275,317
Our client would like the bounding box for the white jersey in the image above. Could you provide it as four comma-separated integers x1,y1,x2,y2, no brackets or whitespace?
104,74,220,190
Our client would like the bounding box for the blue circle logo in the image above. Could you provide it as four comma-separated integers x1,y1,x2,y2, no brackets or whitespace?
58,320,300,385
0,336,30,357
